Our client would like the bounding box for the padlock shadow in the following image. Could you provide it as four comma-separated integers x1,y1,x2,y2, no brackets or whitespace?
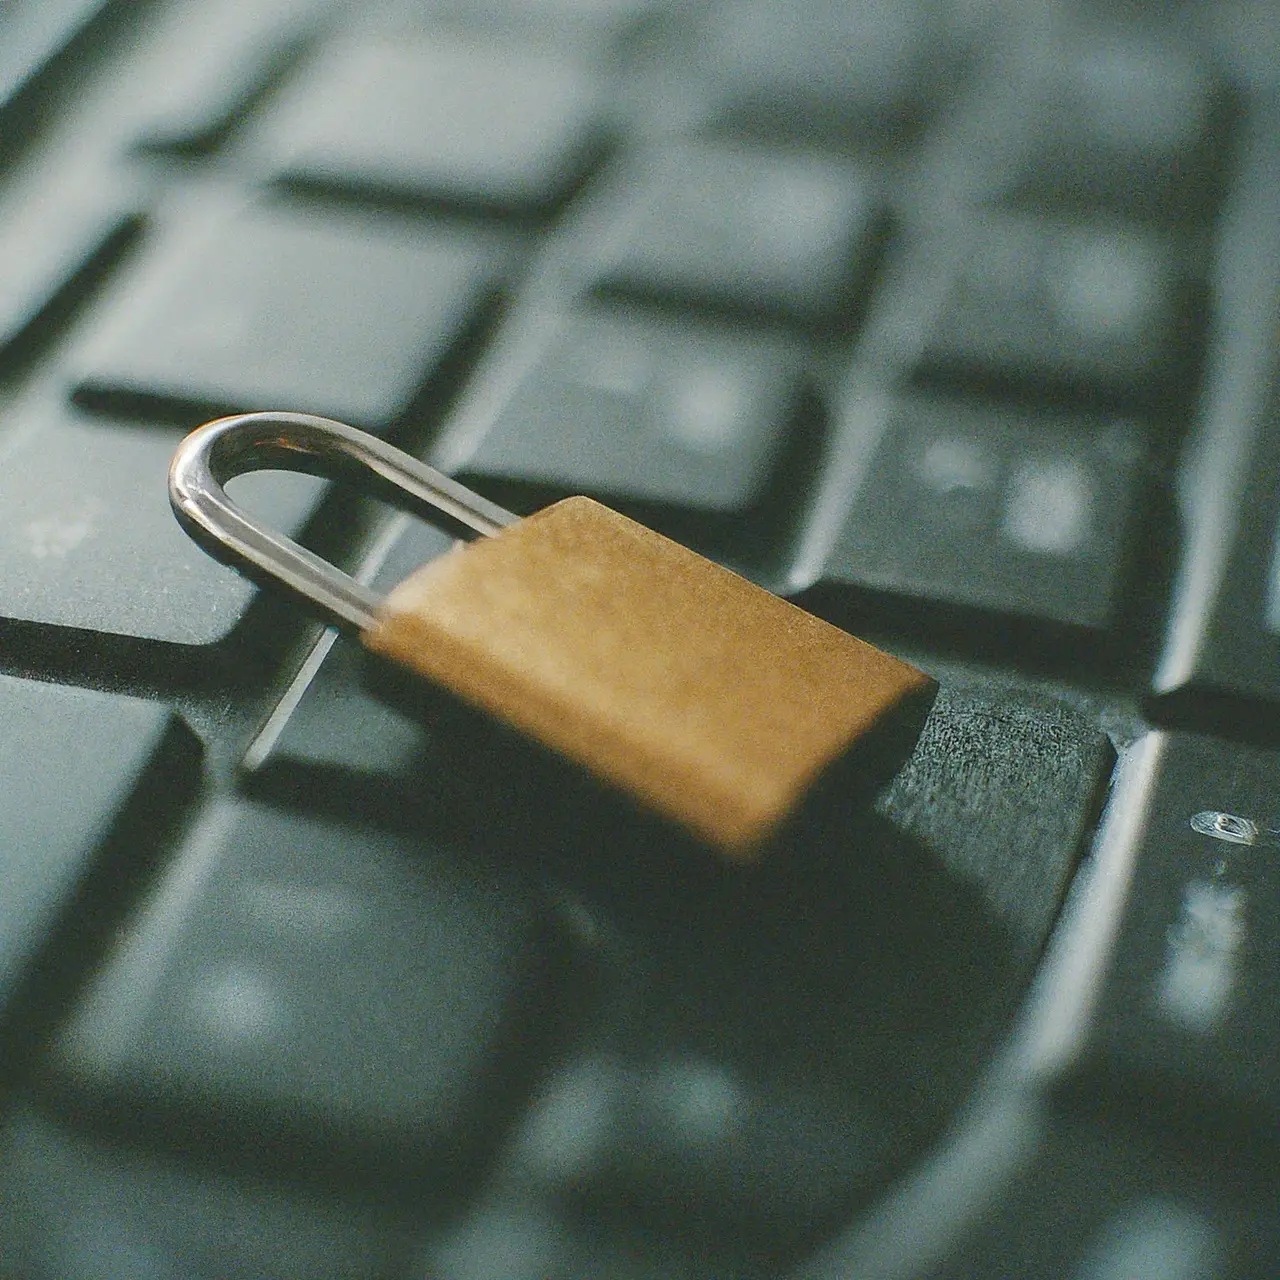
364,656,1028,1082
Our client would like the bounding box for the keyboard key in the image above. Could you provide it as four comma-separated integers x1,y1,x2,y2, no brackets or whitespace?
877,685,1114,966
423,1194,767,1279
592,140,880,326
1068,732,1280,1118
54,799,556,1175
128,0,323,150
1013,29,1229,222
1152,405,1280,722
0,176,137,362
455,307,811,513
0,415,324,646
818,396,1147,630
260,30,604,215
0,0,108,118
0,1109,402,1279
917,212,1197,410
75,202,505,429
915,1107,1269,1280
0,675,195,1026
696,0,946,148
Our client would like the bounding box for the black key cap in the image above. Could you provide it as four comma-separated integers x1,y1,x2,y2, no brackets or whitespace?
592,140,880,326
917,211,1197,411
425,1195,765,1279
0,415,323,646
1013,30,1228,222
260,30,603,215
54,799,555,1174
1152,405,1280,722
455,307,811,513
0,1108,403,1279
817,395,1146,630
129,0,323,150
696,0,946,147
75,203,504,430
1068,732,1280,1118
0,176,137,362
912,1107,1272,1280
0,674,196,1025
0,0,107,117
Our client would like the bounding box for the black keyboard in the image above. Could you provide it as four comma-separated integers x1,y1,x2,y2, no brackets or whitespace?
3,0,1280,1275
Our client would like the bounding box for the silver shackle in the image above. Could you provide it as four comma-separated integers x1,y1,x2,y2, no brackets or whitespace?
168,411,518,632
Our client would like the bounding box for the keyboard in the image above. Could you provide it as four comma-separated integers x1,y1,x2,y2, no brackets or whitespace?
2,0,1279,1274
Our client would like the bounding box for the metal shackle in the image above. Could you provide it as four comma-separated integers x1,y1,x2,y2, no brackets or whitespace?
167,411,518,632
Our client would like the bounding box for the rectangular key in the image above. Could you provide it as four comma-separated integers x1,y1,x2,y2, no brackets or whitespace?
55,799,557,1173
127,0,324,150
74,203,504,430
456,306,812,515
0,0,108,119
818,395,1147,631
695,0,946,147
591,140,881,326
0,674,196,1028
916,211,1198,412
1153,401,1280,725
257,30,603,215
909,1107,1271,1280
0,176,137,363
0,415,324,646
1068,732,1280,1118
241,519,457,827
1011,30,1230,223
0,1109,402,1280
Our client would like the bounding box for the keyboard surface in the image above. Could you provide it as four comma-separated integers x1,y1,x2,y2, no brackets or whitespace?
2,0,1280,1275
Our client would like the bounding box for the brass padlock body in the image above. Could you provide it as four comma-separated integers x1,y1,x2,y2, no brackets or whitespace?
364,496,936,857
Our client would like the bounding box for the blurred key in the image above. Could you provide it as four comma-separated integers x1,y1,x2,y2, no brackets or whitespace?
55,799,556,1174
0,0,108,117
696,0,946,149
913,1108,1270,1280
260,30,604,215
0,416,323,646
1153,405,1280,723
819,396,1146,630
456,307,810,513
0,675,195,1026
918,212,1198,411
128,0,323,151
1014,29,1229,222
75,203,504,430
0,177,137,363
0,1109,402,1280
424,1195,767,1279
1073,732,1280,1119
593,140,880,326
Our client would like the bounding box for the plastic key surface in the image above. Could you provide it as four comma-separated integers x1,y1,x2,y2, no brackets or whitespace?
260,30,603,215
0,415,326,646
75,203,503,429
0,675,196,1026
55,799,553,1174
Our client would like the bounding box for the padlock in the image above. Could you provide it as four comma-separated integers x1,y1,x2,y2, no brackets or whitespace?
169,412,936,858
